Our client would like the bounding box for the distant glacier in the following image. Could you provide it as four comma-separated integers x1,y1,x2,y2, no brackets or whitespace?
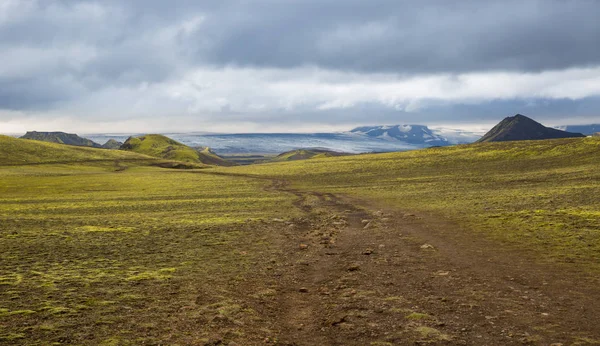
85,126,483,155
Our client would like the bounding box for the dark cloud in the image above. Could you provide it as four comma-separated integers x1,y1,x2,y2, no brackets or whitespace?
1,0,600,128
192,0,600,73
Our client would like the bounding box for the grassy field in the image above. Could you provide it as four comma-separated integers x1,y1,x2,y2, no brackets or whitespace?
2,135,600,344
220,137,600,273
0,138,300,344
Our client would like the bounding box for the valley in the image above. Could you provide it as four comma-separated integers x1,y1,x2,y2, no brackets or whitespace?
1,133,599,345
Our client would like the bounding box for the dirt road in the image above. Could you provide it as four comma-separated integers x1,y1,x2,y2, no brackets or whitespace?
187,173,600,345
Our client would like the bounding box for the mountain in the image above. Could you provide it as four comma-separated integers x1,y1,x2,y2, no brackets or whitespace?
349,125,449,146
271,148,350,162
20,131,102,148
102,139,123,149
120,134,236,166
477,114,586,143
557,124,600,136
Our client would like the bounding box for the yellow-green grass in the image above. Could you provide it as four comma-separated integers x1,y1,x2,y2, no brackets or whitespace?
197,147,238,166
0,160,299,343
0,135,162,166
270,148,347,162
120,134,201,162
216,137,600,272
120,134,235,166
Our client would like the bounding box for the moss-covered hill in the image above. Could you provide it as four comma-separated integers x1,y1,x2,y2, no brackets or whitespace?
0,135,158,166
120,134,236,166
271,148,349,162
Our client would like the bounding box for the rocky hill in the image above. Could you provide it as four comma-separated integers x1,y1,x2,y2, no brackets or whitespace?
477,114,585,143
20,131,102,148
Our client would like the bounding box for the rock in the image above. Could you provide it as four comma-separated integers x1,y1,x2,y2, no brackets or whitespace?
420,244,435,250
347,263,360,271
272,218,285,223
363,248,374,255
299,243,309,250
299,287,309,293
361,219,370,224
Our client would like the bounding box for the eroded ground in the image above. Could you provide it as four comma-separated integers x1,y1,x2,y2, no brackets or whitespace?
2,141,600,345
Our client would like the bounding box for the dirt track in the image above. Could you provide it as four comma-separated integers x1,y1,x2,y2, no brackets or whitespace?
208,176,600,346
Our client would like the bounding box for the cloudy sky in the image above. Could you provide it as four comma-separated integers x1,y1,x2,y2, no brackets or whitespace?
1,0,600,134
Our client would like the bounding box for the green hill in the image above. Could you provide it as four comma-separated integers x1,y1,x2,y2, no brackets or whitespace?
0,134,162,166
102,139,123,149
120,134,236,166
271,148,349,162
197,147,238,166
20,131,102,148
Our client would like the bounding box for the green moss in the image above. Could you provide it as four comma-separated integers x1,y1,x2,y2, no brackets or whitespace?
221,137,600,272
406,312,432,320
0,333,26,341
125,268,177,281
414,326,452,341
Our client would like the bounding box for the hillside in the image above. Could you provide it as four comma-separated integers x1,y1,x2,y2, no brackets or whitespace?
20,131,102,148
478,114,585,142
0,134,161,166
120,134,236,166
271,148,349,162
350,124,449,146
197,147,238,166
102,139,123,149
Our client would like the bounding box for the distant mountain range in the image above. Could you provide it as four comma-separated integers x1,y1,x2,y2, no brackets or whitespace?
15,117,598,156
556,124,600,136
478,114,585,143
349,124,449,146
21,131,102,148
20,131,122,149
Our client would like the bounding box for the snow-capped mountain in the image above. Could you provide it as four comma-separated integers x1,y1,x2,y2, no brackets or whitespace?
349,125,450,146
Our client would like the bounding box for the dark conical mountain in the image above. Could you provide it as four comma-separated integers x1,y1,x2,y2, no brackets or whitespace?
477,114,585,143
20,131,102,148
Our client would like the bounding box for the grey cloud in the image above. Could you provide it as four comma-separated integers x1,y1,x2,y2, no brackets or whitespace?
1,0,600,126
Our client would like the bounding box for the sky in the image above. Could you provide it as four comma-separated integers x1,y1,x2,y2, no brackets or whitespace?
1,0,600,134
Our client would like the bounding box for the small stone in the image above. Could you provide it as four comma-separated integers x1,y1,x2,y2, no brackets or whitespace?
347,263,360,271
272,218,285,222
299,243,309,250
420,244,435,250
361,219,370,224
299,287,309,293
363,248,374,255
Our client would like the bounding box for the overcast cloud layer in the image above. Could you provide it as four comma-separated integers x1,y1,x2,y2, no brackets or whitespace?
1,0,600,133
